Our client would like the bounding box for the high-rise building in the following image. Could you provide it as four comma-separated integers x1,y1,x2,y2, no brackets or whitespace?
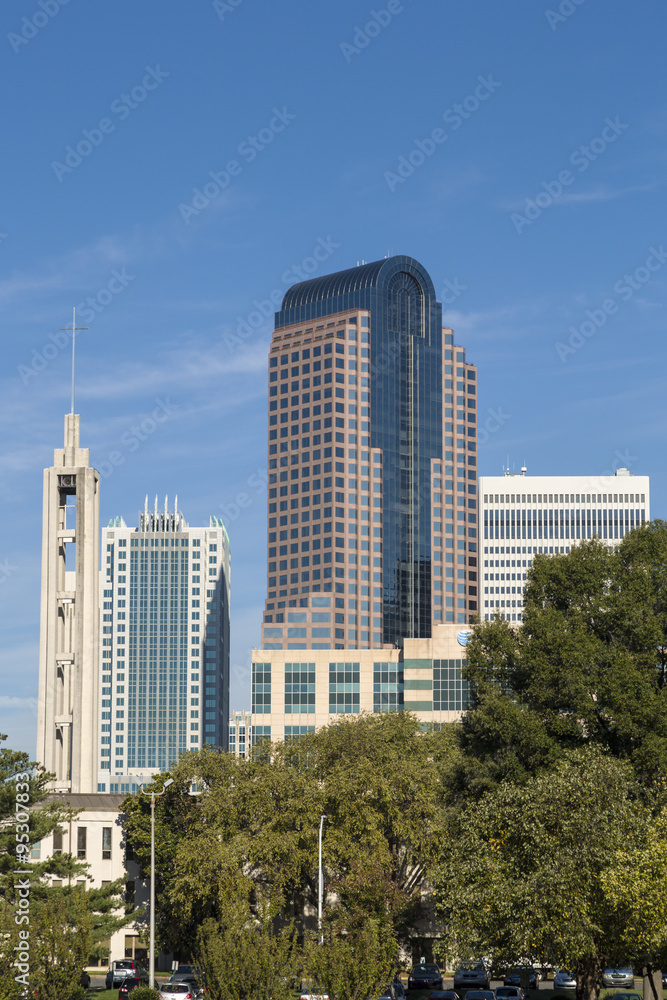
259,255,478,654
37,413,100,794
97,498,230,792
479,468,650,622
250,255,478,741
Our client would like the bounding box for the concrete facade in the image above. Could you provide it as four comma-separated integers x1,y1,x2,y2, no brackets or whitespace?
36,414,100,794
250,623,473,741
479,468,650,622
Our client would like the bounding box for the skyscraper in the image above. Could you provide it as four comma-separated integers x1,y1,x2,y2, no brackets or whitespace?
259,255,478,654
97,499,230,792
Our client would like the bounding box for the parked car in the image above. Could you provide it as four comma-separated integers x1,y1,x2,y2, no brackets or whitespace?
495,988,524,1000
426,993,460,1000
504,969,538,990
553,971,576,991
464,992,495,1000
454,963,490,991
170,967,199,983
408,965,444,991
379,984,407,1000
119,976,149,1000
159,985,200,1000
106,961,149,990
602,969,634,989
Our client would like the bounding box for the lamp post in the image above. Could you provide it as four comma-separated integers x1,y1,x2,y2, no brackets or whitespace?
141,778,173,988
318,814,327,944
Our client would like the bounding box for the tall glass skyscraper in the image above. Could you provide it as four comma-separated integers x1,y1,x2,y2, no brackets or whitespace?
97,498,230,792
259,255,478,654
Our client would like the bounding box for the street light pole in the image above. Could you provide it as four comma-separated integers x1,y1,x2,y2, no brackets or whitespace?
318,814,327,945
141,778,173,989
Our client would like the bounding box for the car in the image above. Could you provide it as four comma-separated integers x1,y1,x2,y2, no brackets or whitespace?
106,961,149,990
504,969,538,990
170,967,199,984
495,988,524,1000
426,993,460,1000
159,985,201,1000
602,969,634,990
119,976,149,1000
379,985,407,1000
465,992,495,1000
453,963,490,991
408,965,444,991
553,971,576,991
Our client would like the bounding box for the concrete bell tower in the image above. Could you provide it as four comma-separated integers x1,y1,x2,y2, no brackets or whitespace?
36,413,100,792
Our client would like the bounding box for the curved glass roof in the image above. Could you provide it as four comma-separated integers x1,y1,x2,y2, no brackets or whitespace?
281,258,388,310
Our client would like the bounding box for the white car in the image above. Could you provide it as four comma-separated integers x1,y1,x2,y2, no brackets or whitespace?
159,984,199,1000
553,971,576,990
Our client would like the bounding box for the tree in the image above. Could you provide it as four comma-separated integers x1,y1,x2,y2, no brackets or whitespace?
194,905,301,1000
449,523,667,801
433,747,662,1000
0,736,130,1000
120,713,445,958
305,919,397,1000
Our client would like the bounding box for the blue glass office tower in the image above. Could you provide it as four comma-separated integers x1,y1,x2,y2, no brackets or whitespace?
97,499,230,792
260,255,478,653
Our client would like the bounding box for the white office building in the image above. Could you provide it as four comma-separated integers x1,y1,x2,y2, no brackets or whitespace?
479,468,650,622
97,498,230,793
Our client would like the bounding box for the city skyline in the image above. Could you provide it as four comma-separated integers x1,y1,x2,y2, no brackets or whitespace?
2,1,666,754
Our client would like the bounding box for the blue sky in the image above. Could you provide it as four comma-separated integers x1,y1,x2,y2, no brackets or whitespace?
2,0,666,755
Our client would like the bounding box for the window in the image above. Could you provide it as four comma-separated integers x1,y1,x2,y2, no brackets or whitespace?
77,827,87,859
329,662,360,714
53,831,63,855
285,662,316,713
102,827,112,860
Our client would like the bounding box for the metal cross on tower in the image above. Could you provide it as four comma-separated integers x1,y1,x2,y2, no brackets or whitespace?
60,307,89,415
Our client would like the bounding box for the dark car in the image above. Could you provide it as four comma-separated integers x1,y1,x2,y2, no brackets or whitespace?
170,967,199,983
379,985,407,1000
454,963,490,991
408,965,444,991
106,961,149,990
602,969,634,990
119,976,149,1000
427,993,460,1000
504,969,538,990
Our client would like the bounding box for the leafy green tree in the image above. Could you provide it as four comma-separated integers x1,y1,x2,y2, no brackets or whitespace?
121,713,445,958
0,736,131,999
194,905,301,1000
449,523,667,801
305,919,397,1000
433,747,659,1000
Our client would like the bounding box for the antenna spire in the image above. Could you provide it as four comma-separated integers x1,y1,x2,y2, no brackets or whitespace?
60,307,89,415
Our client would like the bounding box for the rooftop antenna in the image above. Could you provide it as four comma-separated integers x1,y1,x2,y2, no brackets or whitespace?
60,307,88,414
